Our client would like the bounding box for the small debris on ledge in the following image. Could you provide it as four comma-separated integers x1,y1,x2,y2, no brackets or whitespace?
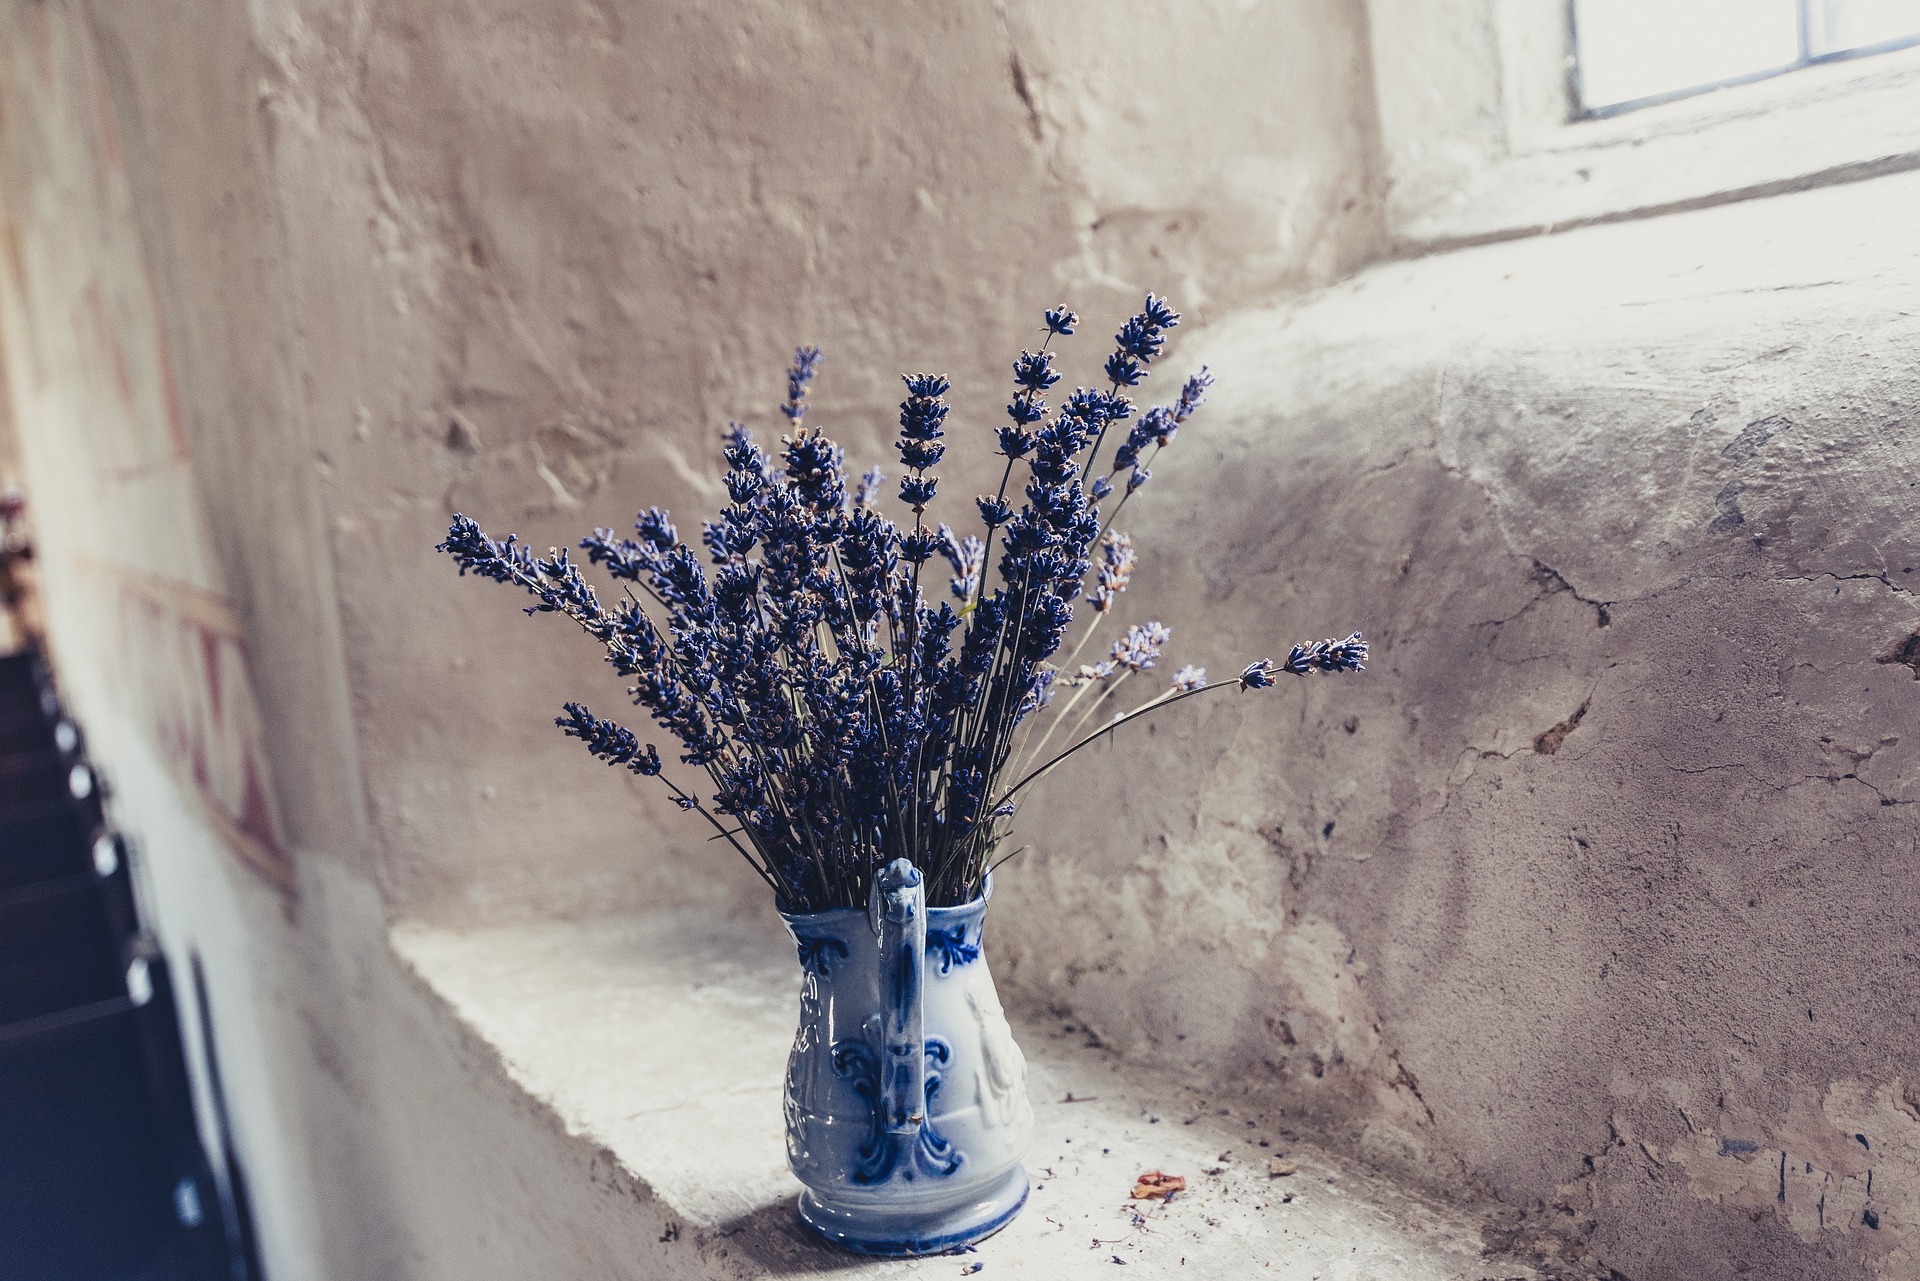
1131,1171,1186,1200
1267,1157,1298,1177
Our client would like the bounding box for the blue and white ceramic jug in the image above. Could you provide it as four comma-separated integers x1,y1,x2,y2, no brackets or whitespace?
781,859,1033,1255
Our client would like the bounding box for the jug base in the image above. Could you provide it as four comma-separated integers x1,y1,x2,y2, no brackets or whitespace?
795,1165,1029,1256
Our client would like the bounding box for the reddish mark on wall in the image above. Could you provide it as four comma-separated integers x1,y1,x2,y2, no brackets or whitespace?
90,560,294,892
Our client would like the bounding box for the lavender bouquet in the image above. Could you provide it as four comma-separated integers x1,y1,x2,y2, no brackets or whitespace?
439,297,1364,912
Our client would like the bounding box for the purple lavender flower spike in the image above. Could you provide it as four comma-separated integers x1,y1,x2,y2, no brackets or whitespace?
1065,659,1117,687
556,702,662,775
636,507,677,551
900,526,941,565
1012,350,1060,393
1103,352,1145,387
1017,667,1056,717
1004,397,1045,427
896,372,950,511
439,514,534,584
1141,294,1180,331
1173,367,1212,423
1114,316,1165,363
782,346,823,423
1111,621,1170,672
1282,632,1369,675
939,525,985,601
900,475,938,509
784,430,848,514
1089,531,1134,614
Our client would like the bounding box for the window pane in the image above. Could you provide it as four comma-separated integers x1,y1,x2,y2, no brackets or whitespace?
1807,0,1920,54
1574,0,1800,111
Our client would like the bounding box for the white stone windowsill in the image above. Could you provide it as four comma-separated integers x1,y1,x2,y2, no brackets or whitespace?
391,911,1530,1279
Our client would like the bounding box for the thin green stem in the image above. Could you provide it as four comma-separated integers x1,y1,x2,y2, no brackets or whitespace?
989,679,1240,811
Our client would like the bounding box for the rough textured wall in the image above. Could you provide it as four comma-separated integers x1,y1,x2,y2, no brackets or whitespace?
990,173,1920,1280
10,0,1917,1277
246,0,1383,922
0,1,1384,1276
1365,0,1508,229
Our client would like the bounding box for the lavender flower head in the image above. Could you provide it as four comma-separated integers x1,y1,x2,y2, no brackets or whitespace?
1111,621,1171,673
1241,633,1369,688
782,346,823,423
939,525,985,601
1089,531,1134,614
897,373,950,510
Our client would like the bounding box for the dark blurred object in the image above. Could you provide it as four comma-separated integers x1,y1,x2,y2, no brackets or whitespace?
0,482,42,650
0,651,257,1281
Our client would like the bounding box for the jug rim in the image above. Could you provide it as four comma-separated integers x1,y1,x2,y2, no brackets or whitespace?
778,870,993,924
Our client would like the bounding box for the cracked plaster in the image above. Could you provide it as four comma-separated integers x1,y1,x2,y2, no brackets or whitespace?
989,175,1918,1280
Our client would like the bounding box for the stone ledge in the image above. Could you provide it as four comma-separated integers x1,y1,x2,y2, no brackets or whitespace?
391,910,1534,1279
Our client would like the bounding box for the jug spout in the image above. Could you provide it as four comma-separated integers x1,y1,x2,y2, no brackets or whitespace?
870,859,927,1139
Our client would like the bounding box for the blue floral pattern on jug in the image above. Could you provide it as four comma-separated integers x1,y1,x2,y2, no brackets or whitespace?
926,924,980,973
780,862,1033,1255
793,934,850,977
830,1036,961,1183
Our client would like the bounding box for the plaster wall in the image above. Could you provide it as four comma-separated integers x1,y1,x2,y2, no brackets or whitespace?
991,176,1920,1280
0,11,334,1277
247,0,1381,924
0,0,1386,1276
2,1,1916,1279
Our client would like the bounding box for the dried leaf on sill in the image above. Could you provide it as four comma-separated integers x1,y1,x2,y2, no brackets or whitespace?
1131,1171,1186,1199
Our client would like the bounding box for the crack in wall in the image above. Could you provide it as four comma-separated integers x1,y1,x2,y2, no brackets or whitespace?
1533,699,1589,755
1778,570,1916,599
1006,47,1044,145
1531,559,1614,628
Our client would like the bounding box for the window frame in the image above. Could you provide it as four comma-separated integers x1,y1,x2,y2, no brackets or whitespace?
1369,0,1920,253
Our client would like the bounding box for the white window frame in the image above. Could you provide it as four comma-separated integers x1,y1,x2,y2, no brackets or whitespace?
1369,0,1920,252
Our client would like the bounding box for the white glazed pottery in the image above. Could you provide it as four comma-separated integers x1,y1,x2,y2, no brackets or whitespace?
780,859,1033,1255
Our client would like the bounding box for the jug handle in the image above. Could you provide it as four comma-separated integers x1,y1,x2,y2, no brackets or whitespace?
869,858,927,1139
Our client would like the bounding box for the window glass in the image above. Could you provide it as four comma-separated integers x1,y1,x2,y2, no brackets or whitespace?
1574,0,1920,116
1809,0,1920,54
1575,0,1798,113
